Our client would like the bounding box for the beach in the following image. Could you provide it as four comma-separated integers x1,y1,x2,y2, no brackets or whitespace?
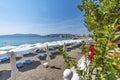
0,44,83,80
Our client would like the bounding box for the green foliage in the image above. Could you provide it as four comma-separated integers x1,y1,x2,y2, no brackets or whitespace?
90,18,120,80
59,0,120,79
58,46,78,69
110,34,120,41
78,0,120,31
77,0,120,79
81,41,89,54
58,46,71,68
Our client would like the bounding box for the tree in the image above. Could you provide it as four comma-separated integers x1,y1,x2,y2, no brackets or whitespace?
59,0,120,79
78,0,120,31
76,0,120,79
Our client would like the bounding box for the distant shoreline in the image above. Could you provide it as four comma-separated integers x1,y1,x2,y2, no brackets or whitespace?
0,34,92,47
0,36,67,47
0,33,92,39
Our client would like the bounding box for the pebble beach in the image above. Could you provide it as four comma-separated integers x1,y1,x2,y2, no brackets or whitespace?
0,46,83,80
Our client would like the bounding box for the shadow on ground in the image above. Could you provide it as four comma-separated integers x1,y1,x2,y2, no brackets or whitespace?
50,66,61,70
23,54,37,57
18,61,41,72
0,57,22,64
0,70,11,80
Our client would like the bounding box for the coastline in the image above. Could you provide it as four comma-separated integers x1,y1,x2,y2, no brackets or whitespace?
0,40,84,80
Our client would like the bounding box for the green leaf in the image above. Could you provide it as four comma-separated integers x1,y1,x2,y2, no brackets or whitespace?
96,67,102,71
101,74,106,80
112,61,117,66
108,45,117,50
110,34,120,41
111,18,118,28
106,73,116,80
77,5,83,11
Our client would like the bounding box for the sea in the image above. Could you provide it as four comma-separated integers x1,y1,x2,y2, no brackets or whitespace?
0,36,67,47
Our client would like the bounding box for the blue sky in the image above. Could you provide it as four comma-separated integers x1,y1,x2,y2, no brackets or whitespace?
0,0,89,35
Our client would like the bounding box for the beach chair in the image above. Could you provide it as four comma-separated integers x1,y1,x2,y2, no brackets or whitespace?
51,51,60,55
37,54,47,60
16,62,23,68
0,57,8,62
44,54,47,58
37,55,45,60
23,52,33,56
48,47,55,50
25,59,33,64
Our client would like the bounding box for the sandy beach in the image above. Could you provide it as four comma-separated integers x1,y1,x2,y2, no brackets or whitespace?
0,47,83,80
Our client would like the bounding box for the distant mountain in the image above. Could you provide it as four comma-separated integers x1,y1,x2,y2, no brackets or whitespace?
0,33,85,39
45,34,81,39
0,34,41,37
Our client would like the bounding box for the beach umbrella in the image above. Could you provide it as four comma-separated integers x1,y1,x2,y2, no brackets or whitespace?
42,44,50,68
10,52,18,80
63,42,67,52
46,44,51,63
34,43,46,52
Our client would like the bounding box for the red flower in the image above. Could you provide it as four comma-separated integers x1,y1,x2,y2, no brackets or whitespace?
88,44,95,61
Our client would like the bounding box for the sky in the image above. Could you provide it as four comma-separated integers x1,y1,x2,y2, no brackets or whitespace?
0,0,89,35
